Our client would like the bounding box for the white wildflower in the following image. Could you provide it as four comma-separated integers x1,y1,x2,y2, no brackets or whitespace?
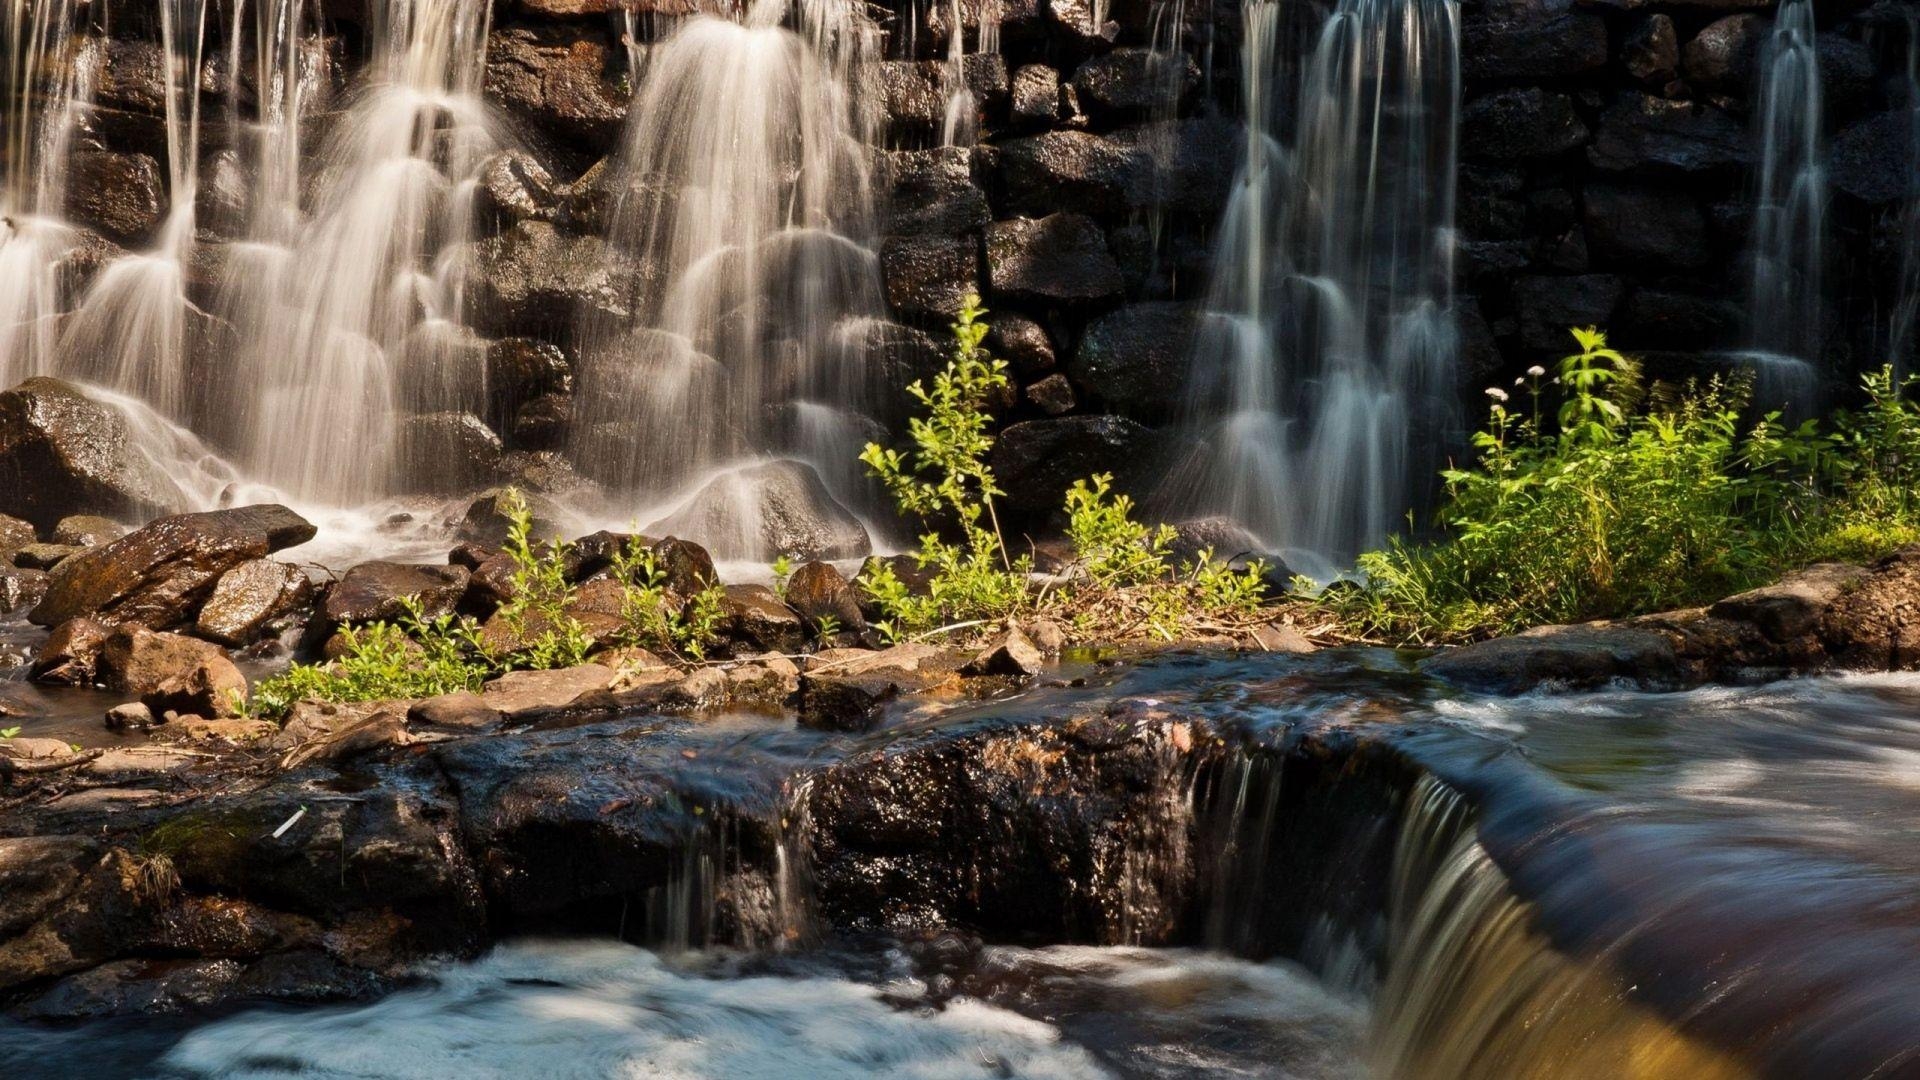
1527,365,1546,377
1485,387,1510,402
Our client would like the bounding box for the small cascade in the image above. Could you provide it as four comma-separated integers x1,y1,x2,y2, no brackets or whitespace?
938,0,998,147
0,0,89,385
1369,777,1750,1080
1173,0,1459,563
571,0,886,548
1741,0,1825,413
222,0,498,503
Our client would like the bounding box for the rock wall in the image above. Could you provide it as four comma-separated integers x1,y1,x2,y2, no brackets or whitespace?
44,0,1920,530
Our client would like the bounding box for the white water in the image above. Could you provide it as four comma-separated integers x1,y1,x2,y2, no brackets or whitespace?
1172,0,1459,562
1742,0,1825,414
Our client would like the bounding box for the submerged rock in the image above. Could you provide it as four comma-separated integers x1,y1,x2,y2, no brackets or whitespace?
30,505,315,631
0,377,180,533
1422,624,1680,694
645,461,871,563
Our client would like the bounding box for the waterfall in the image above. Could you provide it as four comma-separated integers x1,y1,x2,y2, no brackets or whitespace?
0,0,88,386
570,0,884,539
1173,0,1459,565
1741,0,1825,412
938,0,999,147
1891,10,1920,379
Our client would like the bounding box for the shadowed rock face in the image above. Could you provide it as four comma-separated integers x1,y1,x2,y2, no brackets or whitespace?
29,506,316,631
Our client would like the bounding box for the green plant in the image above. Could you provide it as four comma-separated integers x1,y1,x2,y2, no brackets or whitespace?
1064,473,1176,588
606,535,727,661
771,555,793,600
0,726,19,740
491,489,593,670
250,597,492,720
815,614,843,640
859,293,1031,637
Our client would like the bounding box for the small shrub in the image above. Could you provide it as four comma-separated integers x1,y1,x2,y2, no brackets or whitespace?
250,598,492,720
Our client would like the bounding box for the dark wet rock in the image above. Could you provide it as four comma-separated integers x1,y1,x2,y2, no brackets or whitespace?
719,585,807,656
512,393,573,451
879,61,943,130
30,617,110,685
1814,547,1920,671
1248,622,1317,654
410,691,505,732
104,701,154,730
12,543,83,569
1026,373,1077,415
0,841,160,993
66,150,166,243
1422,623,1681,694
726,655,802,708
1511,275,1625,352
882,234,981,319
1624,14,1679,88
194,560,314,646
1683,13,1764,95
323,562,470,626
1587,93,1749,174
456,487,566,547
0,565,48,613
0,377,179,532
0,513,33,554
988,312,1057,375
1816,33,1876,117
1830,110,1918,205
1011,63,1062,127
996,130,1148,216
466,221,633,335
1615,288,1743,350
1069,302,1194,421
475,150,560,230
486,338,572,430
51,515,128,548
101,626,248,719
1462,88,1587,161
147,896,320,960
985,213,1123,304
881,148,991,237
484,24,628,153
396,412,505,495
991,415,1161,524
785,561,866,632
645,460,871,563
1070,48,1198,121
1168,517,1267,566
1462,10,1608,81
1112,118,1240,218
1582,183,1709,270
798,659,958,732
19,957,249,1019
650,537,718,596
805,704,1211,941
1046,0,1118,47
30,505,315,630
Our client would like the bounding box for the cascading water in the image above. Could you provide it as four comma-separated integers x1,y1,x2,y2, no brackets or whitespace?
1171,0,1459,567
220,0,498,504
1890,10,1920,379
1738,0,1825,413
938,0,999,147
0,0,88,386
571,0,885,553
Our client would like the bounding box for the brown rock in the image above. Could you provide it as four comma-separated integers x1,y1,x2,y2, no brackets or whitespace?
51,515,127,548
720,584,805,655
481,663,618,717
1247,622,1317,655
13,542,84,569
1819,547,1920,671
963,626,1046,677
30,617,112,686
0,565,48,613
785,560,866,632
30,505,316,630
195,560,314,645
726,655,801,707
0,512,34,553
168,716,277,746
409,692,505,731
99,627,248,718
323,561,470,625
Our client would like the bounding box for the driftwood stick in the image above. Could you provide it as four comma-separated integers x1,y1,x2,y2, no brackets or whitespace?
0,748,105,776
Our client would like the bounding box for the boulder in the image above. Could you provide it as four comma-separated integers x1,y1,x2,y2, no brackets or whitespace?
466,221,634,336
51,515,128,548
0,565,48,613
12,543,82,569
1683,13,1765,95
650,537,718,596
0,840,157,993
474,150,560,231
0,513,34,554
1046,0,1118,47
66,150,166,243
1830,111,1917,206
1025,373,1076,415
726,655,801,707
395,412,504,495
30,617,111,685
481,664,618,718
985,214,1124,304
645,461,871,563
1069,302,1194,421
990,415,1161,523
0,377,180,532
1460,88,1588,161
1587,93,1749,174
785,561,866,632
1069,48,1199,120
1582,183,1709,270
997,130,1148,216
456,487,566,547
881,234,981,319
1010,64,1062,127
486,338,572,432
30,505,316,630
881,148,991,237
100,626,248,718
1462,11,1608,81
1624,14,1680,88
194,560,314,646
962,626,1045,677
1422,623,1680,694
483,24,628,153
323,562,471,626
1817,547,1920,671
718,584,807,655
1111,118,1240,217
878,61,943,131
988,312,1057,375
